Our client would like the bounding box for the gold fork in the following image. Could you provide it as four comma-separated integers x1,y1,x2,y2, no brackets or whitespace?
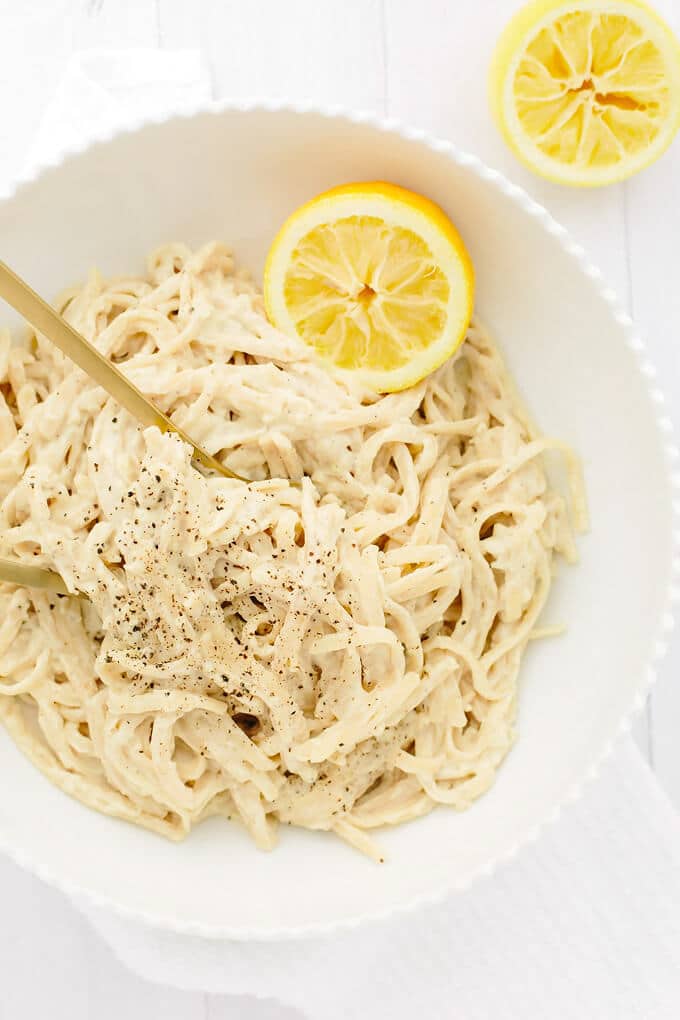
0,260,242,596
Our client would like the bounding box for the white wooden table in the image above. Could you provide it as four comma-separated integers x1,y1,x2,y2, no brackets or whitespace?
1,0,679,1016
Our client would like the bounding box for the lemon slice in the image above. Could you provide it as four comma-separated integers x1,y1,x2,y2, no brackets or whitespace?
490,0,680,185
263,182,475,393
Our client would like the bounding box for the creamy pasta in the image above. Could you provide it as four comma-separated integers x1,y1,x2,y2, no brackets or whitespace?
0,242,582,858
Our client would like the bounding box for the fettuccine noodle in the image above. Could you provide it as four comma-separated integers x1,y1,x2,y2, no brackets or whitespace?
0,242,582,858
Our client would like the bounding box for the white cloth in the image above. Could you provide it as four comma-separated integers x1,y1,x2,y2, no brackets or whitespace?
82,742,680,1019
10,50,680,1020
26,50,211,170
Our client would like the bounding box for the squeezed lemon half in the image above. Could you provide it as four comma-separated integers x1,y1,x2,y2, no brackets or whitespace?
489,0,680,185
264,182,475,393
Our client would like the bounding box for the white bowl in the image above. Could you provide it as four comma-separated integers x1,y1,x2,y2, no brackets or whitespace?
0,103,676,940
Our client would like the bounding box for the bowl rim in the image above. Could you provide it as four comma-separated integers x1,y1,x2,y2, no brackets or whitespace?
1,97,678,941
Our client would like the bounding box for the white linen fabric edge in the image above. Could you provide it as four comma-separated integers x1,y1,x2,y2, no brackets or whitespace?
4,49,680,1020
26,49,212,171
80,739,680,1019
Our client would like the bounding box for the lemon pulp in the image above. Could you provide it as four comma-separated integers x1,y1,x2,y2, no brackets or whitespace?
490,0,680,185
284,215,450,372
264,183,475,392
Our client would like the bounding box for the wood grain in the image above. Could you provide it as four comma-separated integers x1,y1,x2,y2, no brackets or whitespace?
158,0,385,110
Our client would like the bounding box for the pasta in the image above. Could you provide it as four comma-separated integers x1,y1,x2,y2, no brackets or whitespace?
0,242,582,858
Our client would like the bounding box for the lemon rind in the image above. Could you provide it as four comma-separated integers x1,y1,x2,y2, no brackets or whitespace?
264,183,475,392
489,0,680,187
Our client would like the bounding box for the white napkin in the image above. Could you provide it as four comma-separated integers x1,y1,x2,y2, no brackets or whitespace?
26,49,211,170
14,50,680,1020
82,741,680,1019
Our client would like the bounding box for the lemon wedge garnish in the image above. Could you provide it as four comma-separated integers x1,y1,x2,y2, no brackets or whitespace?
490,0,680,186
263,182,475,393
